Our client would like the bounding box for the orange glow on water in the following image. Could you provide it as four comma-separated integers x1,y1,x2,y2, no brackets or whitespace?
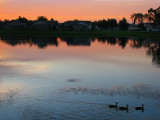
0,37,147,62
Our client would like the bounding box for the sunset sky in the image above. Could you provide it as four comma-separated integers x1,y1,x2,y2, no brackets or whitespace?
0,0,160,22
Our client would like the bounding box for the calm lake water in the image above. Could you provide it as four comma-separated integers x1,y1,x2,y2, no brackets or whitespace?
0,36,160,120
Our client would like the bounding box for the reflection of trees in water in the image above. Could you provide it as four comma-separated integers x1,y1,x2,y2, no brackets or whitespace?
61,37,91,46
96,37,128,48
0,36,58,48
31,36,58,48
0,36,30,46
146,43,160,66
130,39,144,48
118,37,128,48
58,84,160,100
130,38,160,67
97,37,117,45
0,35,160,67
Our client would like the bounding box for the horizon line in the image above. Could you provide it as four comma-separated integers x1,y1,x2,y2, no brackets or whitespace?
0,16,132,23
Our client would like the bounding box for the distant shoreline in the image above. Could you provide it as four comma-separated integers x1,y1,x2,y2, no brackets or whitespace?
0,30,160,40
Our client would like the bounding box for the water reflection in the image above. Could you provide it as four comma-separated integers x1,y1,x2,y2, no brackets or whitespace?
0,64,21,78
1,36,58,48
61,37,91,46
146,43,160,67
66,79,82,82
0,35,160,67
96,37,129,49
0,35,160,120
58,84,160,100
0,89,19,105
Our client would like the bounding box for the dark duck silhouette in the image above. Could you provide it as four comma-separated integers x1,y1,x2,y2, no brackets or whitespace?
119,104,129,111
109,102,118,108
135,104,144,112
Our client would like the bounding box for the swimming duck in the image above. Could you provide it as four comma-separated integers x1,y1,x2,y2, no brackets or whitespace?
119,104,129,111
135,104,144,111
109,102,118,108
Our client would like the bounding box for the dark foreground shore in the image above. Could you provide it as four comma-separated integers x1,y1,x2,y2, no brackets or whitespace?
0,30,160,40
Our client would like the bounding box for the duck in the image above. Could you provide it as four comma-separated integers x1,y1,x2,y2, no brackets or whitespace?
109,102,118,108
135,104,144,111
119,104,129,111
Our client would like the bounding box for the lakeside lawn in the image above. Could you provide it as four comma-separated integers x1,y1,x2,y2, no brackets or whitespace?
0,30,160,40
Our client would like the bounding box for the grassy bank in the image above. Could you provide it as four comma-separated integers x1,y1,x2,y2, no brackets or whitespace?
0,30,160,40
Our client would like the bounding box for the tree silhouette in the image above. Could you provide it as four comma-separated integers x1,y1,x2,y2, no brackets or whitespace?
50,18,59,27
107,19,118,30
0,20,2,30
91,21,97,30
74,19,79,21
130,13,137,24
138,23,146,31
137,13,144,23
119,17,129,30
37,16,48,22
147,6,160,24
130,13,144,24
50,18,54,21
94,19,117,30
144,13,153,23
17,16,28,23
96,19,108,30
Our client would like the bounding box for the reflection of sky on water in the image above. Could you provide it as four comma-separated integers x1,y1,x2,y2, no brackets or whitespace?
0,36,160,120
58,84,160,100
